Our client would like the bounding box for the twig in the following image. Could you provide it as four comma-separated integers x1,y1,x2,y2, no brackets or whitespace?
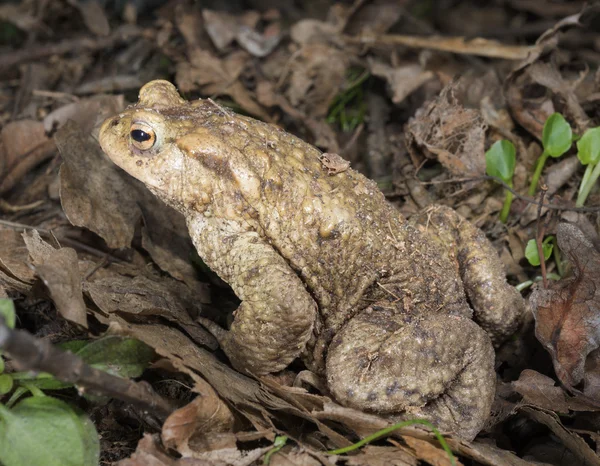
343,33,535,60
0,316,174,419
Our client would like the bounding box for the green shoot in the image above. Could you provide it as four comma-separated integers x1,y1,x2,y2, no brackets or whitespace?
263,435,288,465
327,419,456,465
516,273,561,292
485,140,516,223
327,68,370,132
525,237,554,266
529,113,573,196
575,127,600,207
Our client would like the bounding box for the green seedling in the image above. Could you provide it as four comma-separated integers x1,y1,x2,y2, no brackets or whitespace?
576,127,600,207
485,139,516,223
525,237,554,266
0,299,16,397
517,236,563,291
529,113,573,196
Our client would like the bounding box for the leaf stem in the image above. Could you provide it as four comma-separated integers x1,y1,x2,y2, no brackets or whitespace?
528,150,549,196
499,184,514,223
576,162,600,207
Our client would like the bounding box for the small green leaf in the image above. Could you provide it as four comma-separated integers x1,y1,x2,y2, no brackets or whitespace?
0,299,16,329
485,140,516,183
576,127,600,166
542,113,572,158
0,373,13,395
525,238,554,266
76,335,155,378
0,396,99,466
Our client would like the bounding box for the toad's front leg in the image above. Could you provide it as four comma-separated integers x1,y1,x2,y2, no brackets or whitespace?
190,215,317,375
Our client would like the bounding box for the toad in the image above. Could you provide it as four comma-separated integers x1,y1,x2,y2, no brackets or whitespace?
99,80,525,440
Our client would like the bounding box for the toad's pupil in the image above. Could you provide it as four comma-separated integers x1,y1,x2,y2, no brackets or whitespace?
131,129,151,142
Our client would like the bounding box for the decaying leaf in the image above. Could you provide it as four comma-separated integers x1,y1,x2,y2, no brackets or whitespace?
405,82,487,176
530,223,600,391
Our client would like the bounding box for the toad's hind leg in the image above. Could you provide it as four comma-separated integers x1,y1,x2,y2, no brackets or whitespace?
411,205,525,345
326,309,495,441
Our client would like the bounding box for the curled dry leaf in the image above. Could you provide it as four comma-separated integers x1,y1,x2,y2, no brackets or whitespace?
405,82,487,176
22,230,88,328
530,223,600,391
162,378,234,455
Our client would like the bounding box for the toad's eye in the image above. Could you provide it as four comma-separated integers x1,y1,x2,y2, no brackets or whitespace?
130,123,156,150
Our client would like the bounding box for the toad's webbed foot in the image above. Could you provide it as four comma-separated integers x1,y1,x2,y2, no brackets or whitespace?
411,205,525,345
326,308,495,441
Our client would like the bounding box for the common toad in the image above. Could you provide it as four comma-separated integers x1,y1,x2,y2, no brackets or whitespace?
99,80,525,440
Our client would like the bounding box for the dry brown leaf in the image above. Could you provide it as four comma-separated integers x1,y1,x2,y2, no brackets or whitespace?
290,19,338,45
84,273,213,348
176,49,271,121
343,445,417,466
255,80,339,151
343,0,405,36
512,369,571,412
22,230,87,328
405,82,487,176
530,223,600,389
368,59,434,105
162,379,235,454
202,9,239,50
284,44,347,119
140,199,206,289
402,436,460,466
0,3,41,32
519,407,600,466
0,120,55,194
270,448,323,466
68,0,110,36
0,228,35,284
117,434,177,466
44,95,124,135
